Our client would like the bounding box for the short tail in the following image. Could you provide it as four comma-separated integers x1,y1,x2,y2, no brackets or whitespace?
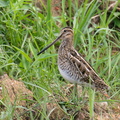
94,80,110,98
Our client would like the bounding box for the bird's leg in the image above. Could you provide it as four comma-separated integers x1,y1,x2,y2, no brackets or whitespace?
73,83,78,101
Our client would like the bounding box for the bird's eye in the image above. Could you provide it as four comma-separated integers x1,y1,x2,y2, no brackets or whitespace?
64,30,67,32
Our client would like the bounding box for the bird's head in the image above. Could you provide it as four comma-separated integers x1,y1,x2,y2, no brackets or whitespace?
37,27,73,55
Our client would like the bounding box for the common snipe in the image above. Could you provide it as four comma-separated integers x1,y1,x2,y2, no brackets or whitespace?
38,27,110,97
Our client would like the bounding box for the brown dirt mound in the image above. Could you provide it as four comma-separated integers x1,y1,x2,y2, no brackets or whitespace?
0,74,33,114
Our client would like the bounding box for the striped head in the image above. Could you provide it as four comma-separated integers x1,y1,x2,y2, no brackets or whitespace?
37,27,73,55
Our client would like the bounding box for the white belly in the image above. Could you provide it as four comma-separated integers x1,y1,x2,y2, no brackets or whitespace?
58,66,77,84
58,65,94,88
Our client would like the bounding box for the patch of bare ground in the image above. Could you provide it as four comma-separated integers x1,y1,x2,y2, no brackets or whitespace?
0,74,33,119
44,84,120,120
0,75,119,119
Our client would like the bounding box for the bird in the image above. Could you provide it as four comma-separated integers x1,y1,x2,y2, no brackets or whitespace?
37,27,110,98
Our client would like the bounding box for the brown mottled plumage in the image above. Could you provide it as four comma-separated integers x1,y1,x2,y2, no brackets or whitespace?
38,27,110,97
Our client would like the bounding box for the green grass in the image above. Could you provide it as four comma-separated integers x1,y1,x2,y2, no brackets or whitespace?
0,0,120,119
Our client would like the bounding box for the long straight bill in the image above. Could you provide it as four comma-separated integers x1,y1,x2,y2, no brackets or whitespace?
37,34,62,55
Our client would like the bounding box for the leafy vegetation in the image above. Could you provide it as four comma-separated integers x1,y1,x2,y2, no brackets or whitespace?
0,0,120,119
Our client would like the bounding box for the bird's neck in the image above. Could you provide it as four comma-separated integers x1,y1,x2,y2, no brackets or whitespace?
58,35,73,56
60,35,73,49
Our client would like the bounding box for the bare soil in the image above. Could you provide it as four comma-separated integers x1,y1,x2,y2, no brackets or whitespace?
0,74,33,115
0,75,120,119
